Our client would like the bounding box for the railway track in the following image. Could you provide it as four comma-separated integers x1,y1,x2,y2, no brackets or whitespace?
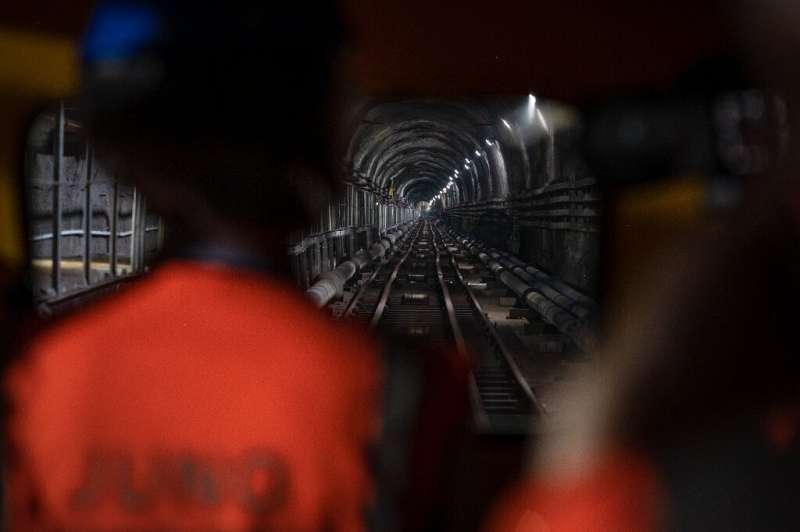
342,220,542,433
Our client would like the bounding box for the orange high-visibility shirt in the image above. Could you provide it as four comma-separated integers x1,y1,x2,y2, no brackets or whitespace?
4,261,380,532
485,452,663,532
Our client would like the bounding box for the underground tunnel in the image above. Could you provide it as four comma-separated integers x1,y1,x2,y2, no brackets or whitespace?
12,1,795,529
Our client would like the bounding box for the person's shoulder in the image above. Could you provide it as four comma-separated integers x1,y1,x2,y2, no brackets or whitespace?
14,261,380,383
251,274,381,379
229,267,378,349
5,281,131,404
216,267,382,408
157,261,380,367
13,262,202,365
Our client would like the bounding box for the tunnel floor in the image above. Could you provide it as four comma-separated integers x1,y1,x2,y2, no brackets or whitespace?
474,292,590,415
320,219,595,530
330,219,594,427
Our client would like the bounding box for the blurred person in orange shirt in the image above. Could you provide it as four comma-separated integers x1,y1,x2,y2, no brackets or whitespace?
3,2,383,531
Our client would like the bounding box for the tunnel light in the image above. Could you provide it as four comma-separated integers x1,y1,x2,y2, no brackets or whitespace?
537,108,550,132
528,94,538,122
464,164,470,170
475,150,482,157
502,119,513,131
485,139,494,147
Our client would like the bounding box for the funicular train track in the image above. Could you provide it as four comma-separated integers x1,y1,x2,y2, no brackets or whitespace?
342,220,542,433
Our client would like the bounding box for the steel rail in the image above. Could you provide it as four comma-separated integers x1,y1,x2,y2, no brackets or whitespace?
368,223,423,328
431,223,491,430
342,259,386,319
433,224,544,417
343,219,539,433
342,224,418,319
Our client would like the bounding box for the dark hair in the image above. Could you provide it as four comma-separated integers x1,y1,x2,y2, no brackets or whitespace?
80,1,346,233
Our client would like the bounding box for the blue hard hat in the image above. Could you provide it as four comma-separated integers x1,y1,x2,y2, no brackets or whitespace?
79,1,345,150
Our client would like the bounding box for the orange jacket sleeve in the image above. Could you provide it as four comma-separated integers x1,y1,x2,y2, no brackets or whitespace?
485,452,664,532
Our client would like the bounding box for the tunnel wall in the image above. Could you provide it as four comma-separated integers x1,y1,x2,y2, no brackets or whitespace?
444,126,600,295
29,154,133,263
28,147,163,299
287,183,418,289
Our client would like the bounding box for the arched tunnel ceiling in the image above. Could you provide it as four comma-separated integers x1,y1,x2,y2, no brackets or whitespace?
346,100,498,205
